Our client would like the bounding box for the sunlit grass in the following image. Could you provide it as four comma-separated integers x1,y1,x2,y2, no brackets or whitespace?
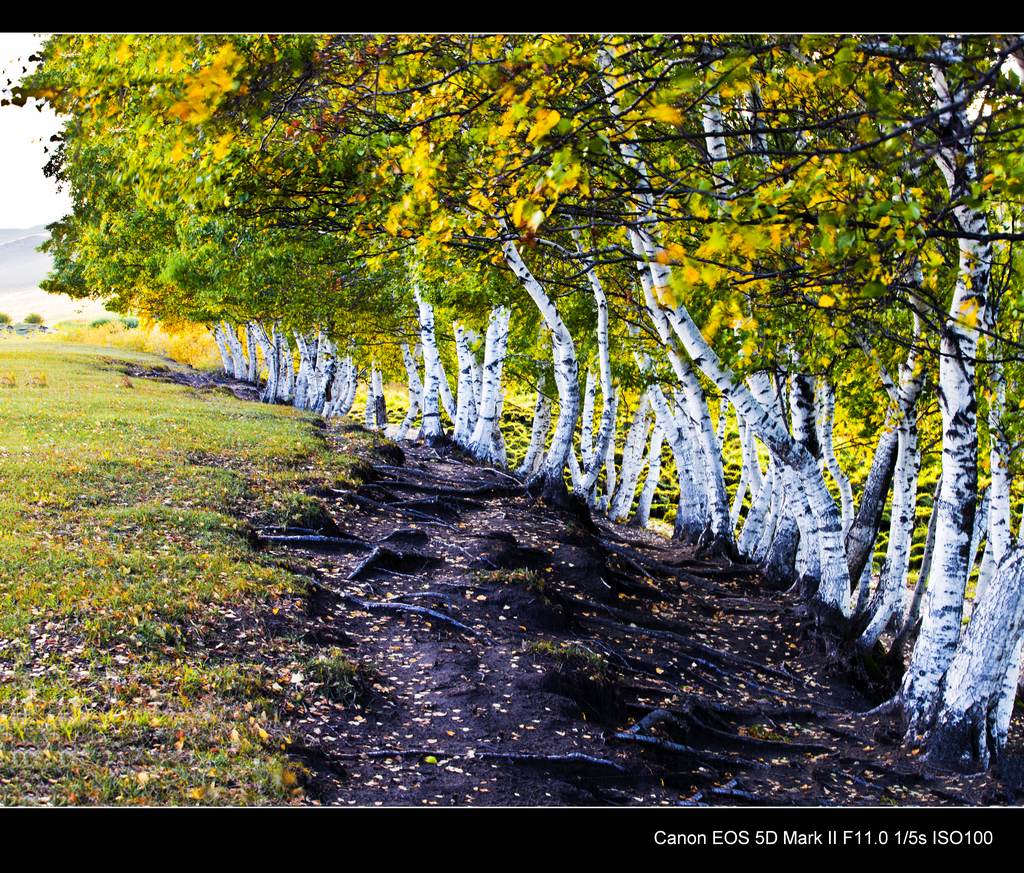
0,336,370,804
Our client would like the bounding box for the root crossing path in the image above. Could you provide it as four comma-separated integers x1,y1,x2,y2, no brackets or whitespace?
255,432,1021,806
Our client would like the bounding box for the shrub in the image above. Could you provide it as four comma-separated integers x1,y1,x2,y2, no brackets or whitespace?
23,313,44,325
50,318,221,370
0,313,11,325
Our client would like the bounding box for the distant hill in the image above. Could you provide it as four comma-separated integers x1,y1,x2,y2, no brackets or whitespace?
0,225,112,325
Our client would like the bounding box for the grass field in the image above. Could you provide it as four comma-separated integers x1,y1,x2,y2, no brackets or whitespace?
0,335,376,804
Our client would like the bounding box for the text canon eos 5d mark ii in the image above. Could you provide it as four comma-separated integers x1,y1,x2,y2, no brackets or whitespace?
654,831,828,846
654,830,997,848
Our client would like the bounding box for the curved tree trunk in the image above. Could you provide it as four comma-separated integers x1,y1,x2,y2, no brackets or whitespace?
815,381,854,536
452,325,479,447
396,343,423,441
414,286,446,445
609,393,651,522
212,324,234,375
632,425,665,528
518,364,552,479
276,329,294,404
898,61,993,735
244,323,259,384
924,546,1024,771
222,322,247,381
502,233,579,501
250,321,277,403
858,418,921,650
466,306,511,465
845,411,899,589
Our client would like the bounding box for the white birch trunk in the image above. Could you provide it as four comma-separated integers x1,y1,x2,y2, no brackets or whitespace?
574,230,617,496
738,461,774,557
372,366,387,430
900,62,993,731
363,366,378,431
580,368,596,471
325,356,354,419
633,425,665,528
598,387,621,514
815,381,854,536
924,546,1024,770
502,232,579,496
292,332,312,411
414,285,445,444
609,393,651,522
452,325,479,447
518,366,553,479
396,343,423,441
212,324,233,375
276,329,294,404
330,356,358,418
859,417,921,650
250,322,277,403
244,323,259,384
223,322,247,381
466,306,511,465
437,354,456,423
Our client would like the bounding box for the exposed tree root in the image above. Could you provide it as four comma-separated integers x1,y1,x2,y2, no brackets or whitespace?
478,751,629,773
612,709,766,770
330,488,457,527
338,592,487,640
256,532,372,552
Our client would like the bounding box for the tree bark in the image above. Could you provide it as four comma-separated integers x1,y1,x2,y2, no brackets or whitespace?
899,59,993,735
502,233,579,500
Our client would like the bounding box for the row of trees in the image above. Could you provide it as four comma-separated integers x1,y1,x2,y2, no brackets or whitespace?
16,33,1024,770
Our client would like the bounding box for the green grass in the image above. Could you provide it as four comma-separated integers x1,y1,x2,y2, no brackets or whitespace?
0,336,374,805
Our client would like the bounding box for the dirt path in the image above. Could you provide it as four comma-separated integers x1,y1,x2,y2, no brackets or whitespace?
214,426,1019,808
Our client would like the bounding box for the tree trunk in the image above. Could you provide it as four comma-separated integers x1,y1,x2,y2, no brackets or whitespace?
396,343,423,441
898,60,992,735
609,393,651,522
502,233,579,500
212,324,233,375
632,425,665,528
414,285,446,445
858,418,921,650
276,328,294,404
245,322,259,384
518,363,552,479
924,546,1024,770
816,381,854,536
466,306,511,465
845,412,899,589
452,325,479,447
222,322,247,381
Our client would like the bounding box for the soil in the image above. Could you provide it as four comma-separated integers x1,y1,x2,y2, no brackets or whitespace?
136,362,1024,807
258,439,1024,806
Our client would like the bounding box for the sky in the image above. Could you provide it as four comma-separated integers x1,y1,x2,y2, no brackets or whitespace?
0,33,72,229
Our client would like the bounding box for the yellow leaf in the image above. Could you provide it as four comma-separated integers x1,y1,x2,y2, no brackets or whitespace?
655,284,678,308
648,104,682,125
211,133,234,162
818,293,836,308
526,108,561,144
